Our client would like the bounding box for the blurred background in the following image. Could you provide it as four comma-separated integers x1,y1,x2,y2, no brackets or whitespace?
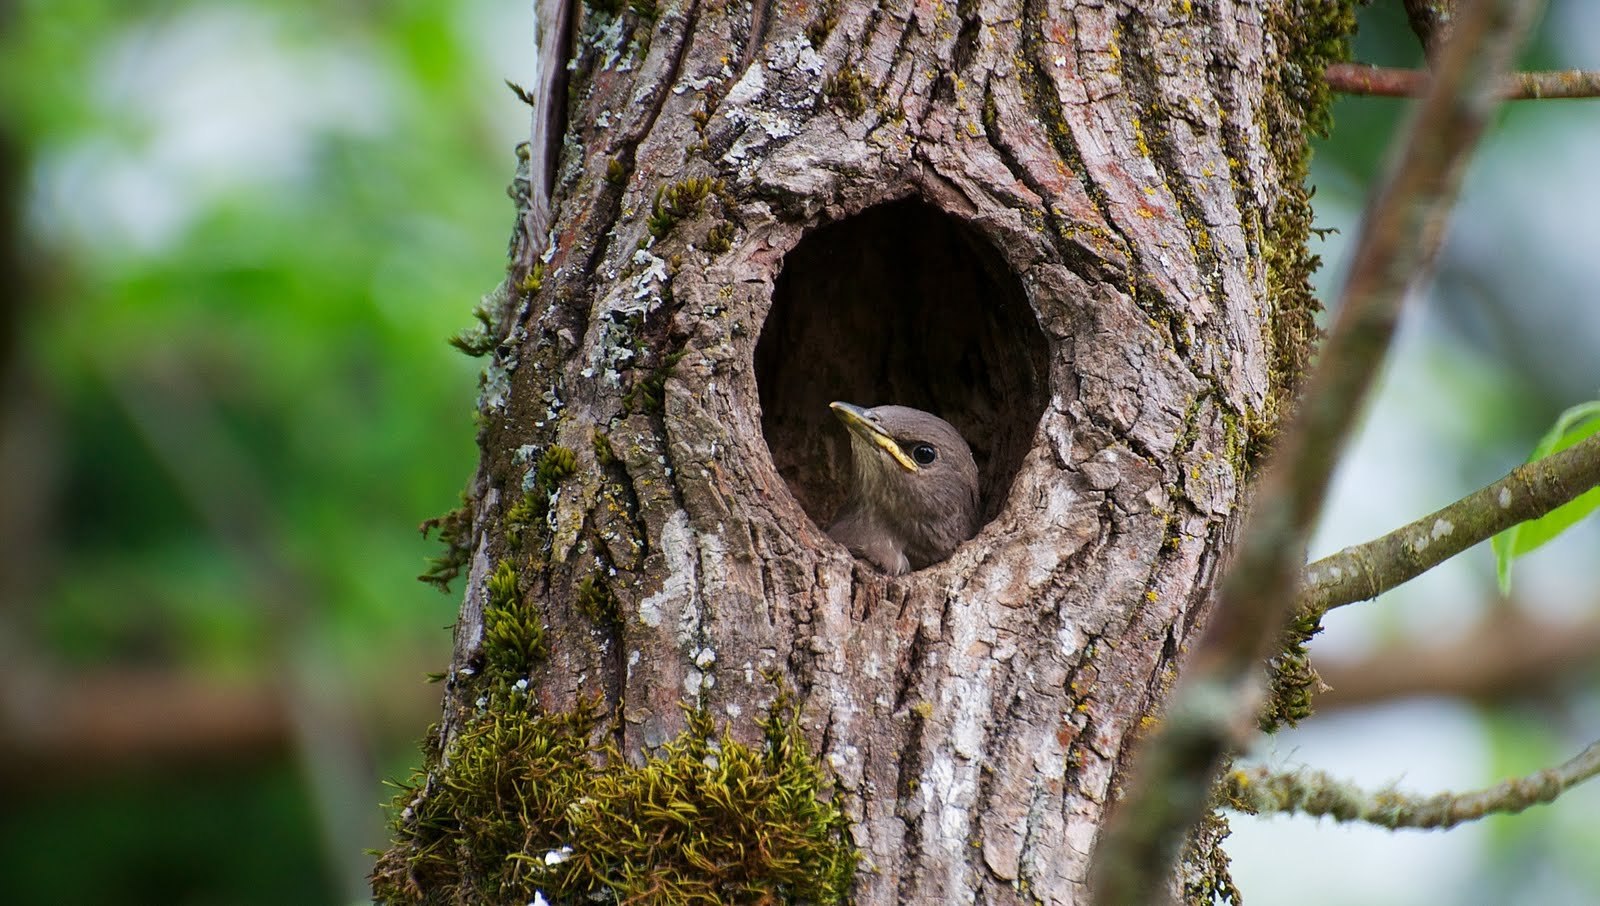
1229,4,1600,905
0,0,532,902
0,1,1597,904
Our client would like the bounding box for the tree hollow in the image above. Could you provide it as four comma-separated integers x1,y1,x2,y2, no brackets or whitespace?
754,198,1050,546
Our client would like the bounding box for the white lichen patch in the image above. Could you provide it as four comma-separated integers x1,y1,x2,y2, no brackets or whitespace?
637,511,701,647
826,745,859,774
1431,518,1453,540
631,247,670,302
720,37,827,168
1055,621,1082,657
924,751,976,857
773,35,825,76
673,62,733,95
588,13,629,71
478,352,515,412
541,386,564,422
1499,487,1513,508
683,667,705,695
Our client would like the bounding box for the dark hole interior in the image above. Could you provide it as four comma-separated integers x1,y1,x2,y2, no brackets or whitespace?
755,199,1051,535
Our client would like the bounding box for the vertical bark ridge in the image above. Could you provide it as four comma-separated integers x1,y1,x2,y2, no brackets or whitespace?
1016,0,1138,283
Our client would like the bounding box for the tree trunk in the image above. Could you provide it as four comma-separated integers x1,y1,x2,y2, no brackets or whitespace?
375,0,1351,903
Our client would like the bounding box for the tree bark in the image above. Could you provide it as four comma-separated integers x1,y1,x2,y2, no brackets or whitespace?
377,0,1350,902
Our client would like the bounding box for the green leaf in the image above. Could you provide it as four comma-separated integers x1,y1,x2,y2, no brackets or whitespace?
1492,401,1600,594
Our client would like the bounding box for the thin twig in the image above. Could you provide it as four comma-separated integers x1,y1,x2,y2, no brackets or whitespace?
1300,432,1600,618
1329,62,1600,99
1223,740,1600,828
1089,1,1541,902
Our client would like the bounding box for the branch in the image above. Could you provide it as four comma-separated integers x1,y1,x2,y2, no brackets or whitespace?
1403,0,1455,56
1300,432,1600,619
0,661,442,787
525,0,577,249
1329,62,1600,99
1223,740,1600,829
1090,1,1541,901
1315,609,1600,711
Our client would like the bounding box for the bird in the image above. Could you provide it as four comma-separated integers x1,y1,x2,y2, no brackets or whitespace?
826,401,981,575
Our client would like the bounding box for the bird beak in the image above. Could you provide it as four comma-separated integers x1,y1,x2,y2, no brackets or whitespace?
830,401,920,473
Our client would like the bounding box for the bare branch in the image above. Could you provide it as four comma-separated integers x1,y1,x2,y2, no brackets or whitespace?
1404,0,1455,56
1300,432,1600,618
525,0,578,248
1090,2,1541,901
1316,609,1600,711
0,661,440,785
1223,740,1600,828
1329,62,1600,99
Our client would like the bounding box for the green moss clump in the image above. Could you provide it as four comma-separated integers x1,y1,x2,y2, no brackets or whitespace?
592,430,617,467
505,80,536,108
1258,1,1359,442
481,560,547,676
1260,607,1325,730
647,177,722,240
535,444,578,491
504,491,539,545
506,446,578,548
517,261,545,295
824,66,870,117
548,705,857,903
449,305,500,357
418,500,473,591
1179,806,1241,905
575,572,619,627
624,350,687,414
373,694,603,902
373,694,858,905
449,284,515,358
805,0,840,46
704,220,735,254
1253,0,1359,732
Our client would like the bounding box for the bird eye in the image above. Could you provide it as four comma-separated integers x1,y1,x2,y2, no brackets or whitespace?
911,443,937,465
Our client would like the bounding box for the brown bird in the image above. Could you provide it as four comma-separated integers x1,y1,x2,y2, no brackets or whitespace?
827,401,981,575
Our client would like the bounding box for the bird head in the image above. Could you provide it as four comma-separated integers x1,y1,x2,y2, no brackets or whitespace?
828,401,980,573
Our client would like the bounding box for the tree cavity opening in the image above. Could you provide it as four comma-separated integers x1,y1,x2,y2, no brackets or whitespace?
755,199,1050,545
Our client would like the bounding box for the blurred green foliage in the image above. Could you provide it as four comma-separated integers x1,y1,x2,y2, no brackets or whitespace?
2,763,333,905
1493,402,1600,593
4,0,514,668
2,0,529,902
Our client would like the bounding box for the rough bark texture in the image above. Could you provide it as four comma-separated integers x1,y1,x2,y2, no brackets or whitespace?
380,0,1349,902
